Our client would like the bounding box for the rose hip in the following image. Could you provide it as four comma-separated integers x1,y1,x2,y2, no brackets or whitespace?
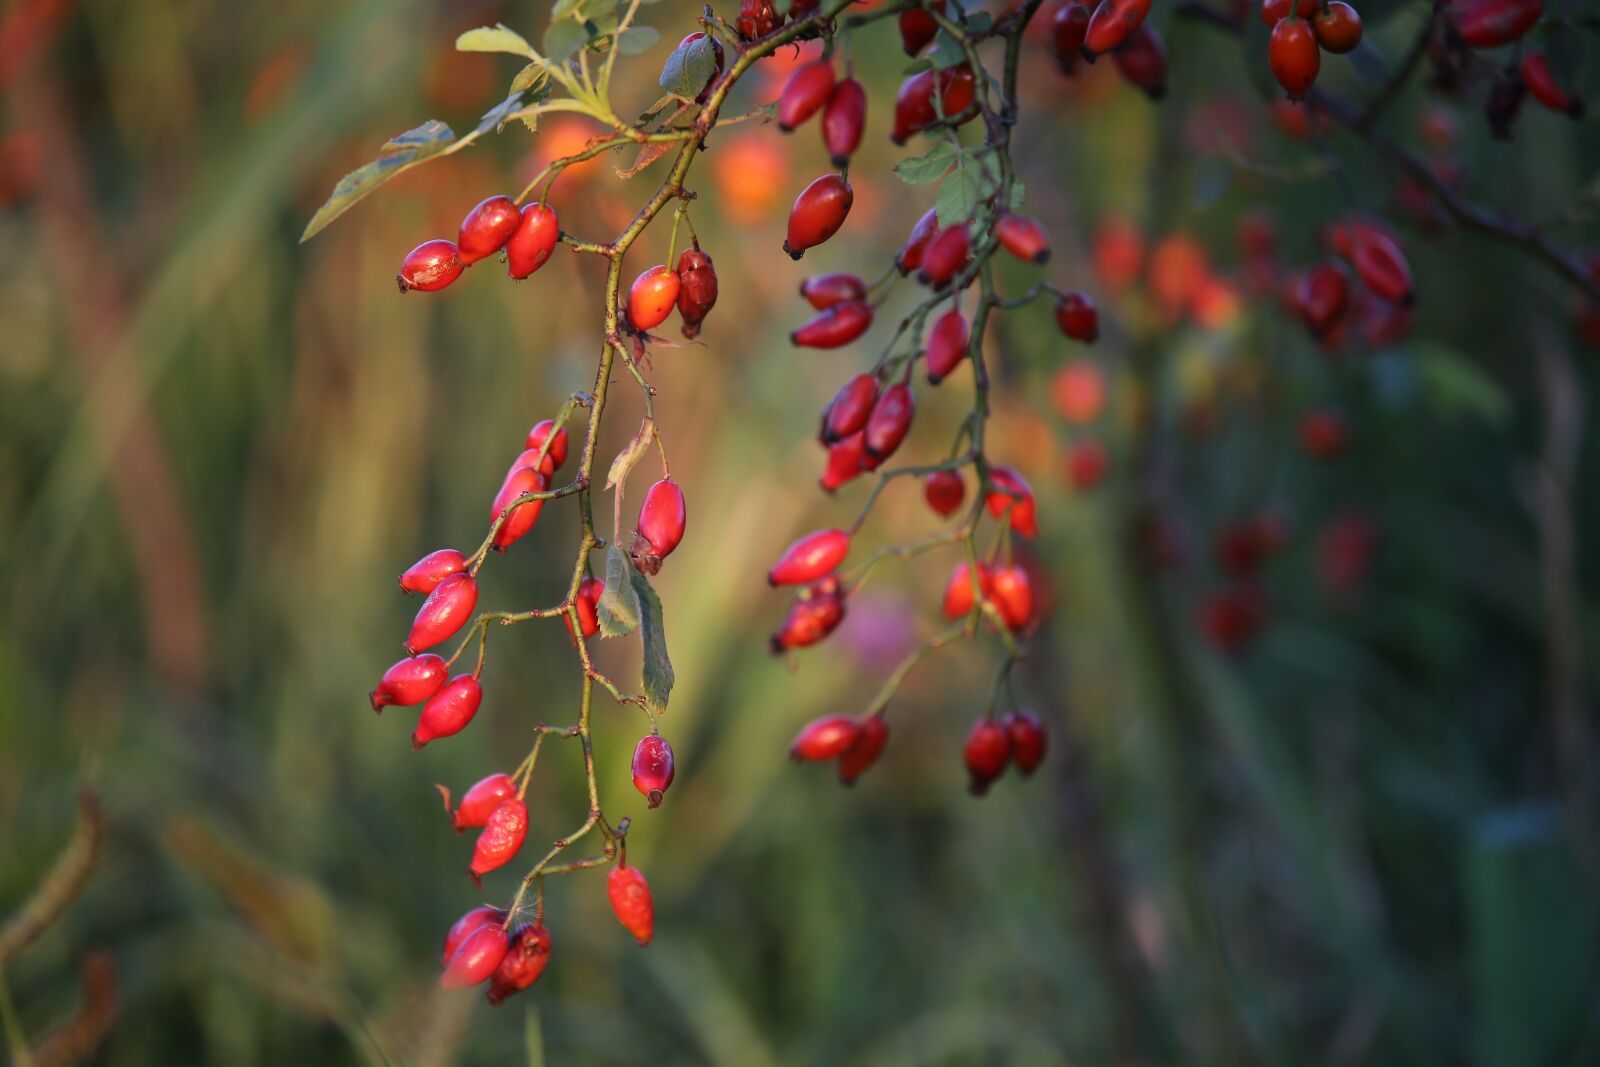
802,273,868,310
863,383,915,462
777,60,836,131
1054,291,1100,343
822,77,867,167
770,581,846,652
942,562,991,619
918,223,971,287
963,718,1011,795
899,0,945,55
790,714,864,761
924,469,965,517
565,575,605,642
492,467,549,552
925,308,970,384
985,466,1038,538
821,373,880,442
370,653,448,712
837,715,889,785
897,208,940,275
507,204,559,279
632,734,676,807
405,572,478,655
525,419,570,471
1003,709,1048,775
784,174,854,259
676,247,719,339
412,674,483,749
458,195,521,265
400,548,467,595
791,300,873,348
820,431,868,492
632,478,686,574
487,923,552,1005
440,922,509,989
1082,0,1151,58
768,528,850,586
452,773,518,833
607,865,655,945
628,265,681,332
994,214,1051,264
398,239,463,293
441,905,507,967
469,798,528,883
987,564,1035,631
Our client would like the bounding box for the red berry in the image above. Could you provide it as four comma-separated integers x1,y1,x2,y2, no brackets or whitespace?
1052,3,1091,73
632,734,676,807
506,204,559,279
1298,409,1348,458
899,0,946,55
487,923,552,1005
441,906,507,967
820,431,869,492
399,548,467,595
994,213,1052,265
820,372,880,442
1349,228,1414,305
1054,290,1100,343
492,467,549,552
565,575,605,642
397,239,463,293
1260,0,1315,26
897,208,940,275
891,65,975,144
676,247,719,339
918,223,971,287
924,469,966,517
457,195,521,265
790,714,864,761
1112,25,1167,99
524,419,570,471
863,382,915,462
963,718,1011,795
837,715,889,785
453,773,518,833
1269,18,1320,98
370,653,448,712
405,572,478,655
677,32,726,104
440,921,509,988
412,674,482,749
1522,53,1583,117
1450,0,1543,49
770,579,847,652
985,466,1038,539
1067,439,1110,489
822,77,867,167
791,300,873,348
987,564,1035,631
1311,1,1362,53
628,265,681,332
607,865,655,945
802,273,868,310
942,561,992,619
1083,0,1151,58
735,0,782,40
784,174,854,259
768,528,850,586
1297,261,1350,337
1002,709,1048,775
925,308,970,384
469,798,528,882
632,478,686,575
777,60,835,132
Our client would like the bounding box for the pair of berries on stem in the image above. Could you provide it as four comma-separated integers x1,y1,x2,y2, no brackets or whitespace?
1262,0,1363,99
397,195,560,293
626,244,721,338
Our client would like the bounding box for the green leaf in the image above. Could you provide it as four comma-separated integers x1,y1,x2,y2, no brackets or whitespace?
456,24,538,59
893,141,958,184
510,62,550,94
659,33,717,100
551,0,584,19
473,91,529,137
615,25,661,55
630,567,674,710
936,167,979,226
300,120,454,242
544,17,590,60
963,11,993,33
1415,343,1511,427
930,36,966,70
597,546,641,637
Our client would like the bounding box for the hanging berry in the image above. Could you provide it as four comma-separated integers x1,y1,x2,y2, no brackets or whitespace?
1112,25,1167,100
1002,710,1048,775
1311,1,1363,53
770,581,847,652
487,923,552,1005
791,300,873,348
822,78,868,167
1521,53,1584,117
769,528,851,586
676,247,719,339
1269,17,1320,98
778,60,836,131
899,0,946,55
994,214,1052,264
405,572,478,655
1054,291,1100,343
963,718,1012,795
863,382,916,461
820,372,880,442
790,715,865,761
837,716,889,785
469,798,529,883
565,576,605,642
891,65,977,144
370,654,448,712
440,922,509,989
1449,0,1544,49
1067,439,1110,489
398,548,467,595
897,208,940,275
441,906,507,967
607,865,655,945
919,223,972,287
457,196,522,265
413,675,483,749
784,174,855,259
820,432,869,492
925,308,971,384
491,466,549,552
1082,0,1152,59
1052,3,1091,74
628,265,682,332
987,564,1035,631
398,239,464,293
924,469,966,517
942,561,992,619
507,204,560,279
632,478,687,574
1296,261,1351,337
632,734,676,807
985,466,1039,538
452,773,519,832
525,419,570,471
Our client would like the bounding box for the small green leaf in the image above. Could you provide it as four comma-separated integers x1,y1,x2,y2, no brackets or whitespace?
893,141,958,184
300,120,455,242
936,167,979,226
902,58,934,75
1416,343,1511,427
510,62,550,94
597,546,641,637
473,91,529,137
630,567,674,710
615,25,661,55
659,33,717,100
930,36,966,70
551,0,584,19
544,17,590,59
456,24,538,58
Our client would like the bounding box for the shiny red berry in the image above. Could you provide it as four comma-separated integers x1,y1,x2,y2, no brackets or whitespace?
899,0,946,55
440,921,508,988
487,923,552,1005
370,653,448,712
1269,18,1320,98
492,467,549,552
1311,1,1362,53
628,265,681,332
452,773,518,833
891,65,976,144
1002,709,1048,775
412,674,482,749
925,308,970,384
837,715,889,785
607,865,655,945
1052,2,1090,73
994,213,1052,265
768,528,850,586
918,223,971,287
1083,0,1151,58
985,466,1038,539
458,195,521,265
1522,53,1583,116
399,548,467,595
924,469,965,517
405,572,478,655
963,718,1011,795
507,204,559,279
789,714,864,761
1349,228,1414,305
1297,261,1350,337
441,906,507,967
632,734,676,807
897,208,940,275
777,60,835,131
822,77,867,167
398,239,463,293
565,576,605,642
863,382,915,461
791,300,873,348
802,273,868,310
784,174,854,259
820,431,869,492
1054,290,1100,342
987,564,1035,631
1450,0,1543,49
820,372,880,442
942,561,991,619
632,478,686,574
676,247,719,339
770,580,847,652
469,798,528,883
525,419,570,471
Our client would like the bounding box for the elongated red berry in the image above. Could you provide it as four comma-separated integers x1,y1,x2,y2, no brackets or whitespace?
925,308,970,384
442,906,507,967
1003,709,1048,775
778,61,835,131
398,239,463,293
988,563,1035,631
1297,261,1350,337
452,773,518,833
406,572,478,655
784,174,854,259
770,580,846,652
1311,1,1362,53
1522,53,1583,116
487,923,552,1005
632,734,676,807
1113,24,1167,99
632,478,686,574
985,466,1038,538
492,467,548,552
898,208,940,275
458,195,522,265
803,273,868,310
525,419,570,471
628,265,681,332
899,0,946,55
863,382,915,461
918,224,971,287
821,373,879,443
400,548,467,595
769,528,850,586
1450,0,1542,49
1055,290,1099,342
942,561,991,619
413,674,482,749
837,715,889,785
370,653,448,712
964,718,1011,795
792,300,872,348
891,65,976,144
1083,0,1151,58
1350,228,1414,305
822,78,867,167
918,473,966,525
469,798,528,882
565,576,605,642
1269,18,1319,98
607,865,654,945
790,714,863,761
1067,439,1110,488
1052,2,1090,73
676,247,719,339
507,204,559,279
440,922,509,988
994,214,1051,264
821,431,868,492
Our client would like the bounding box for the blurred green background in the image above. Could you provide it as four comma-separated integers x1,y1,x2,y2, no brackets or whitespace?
3,0,1600,1064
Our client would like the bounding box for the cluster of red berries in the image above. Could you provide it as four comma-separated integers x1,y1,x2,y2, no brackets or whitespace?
1291,216,1414,347
397,195,560,293
1263,0,1364,99
626,246,721,340
1050,0,1169,99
